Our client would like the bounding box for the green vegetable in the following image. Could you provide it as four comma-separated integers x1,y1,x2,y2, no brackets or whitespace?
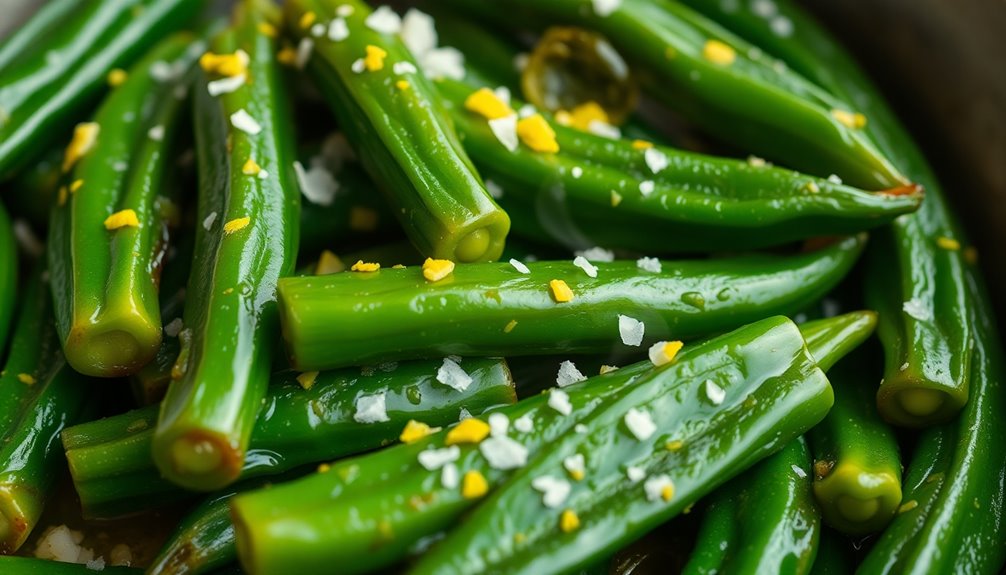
809,348,902,535
0,0,199,180
683,438,819,575
0,556,140,574
152,0,301,491
278,235,865,371
0,267,97,553
47,33,198,378
0,204,16,352
64,358,515,519
231,312,874,575
285,0,510,263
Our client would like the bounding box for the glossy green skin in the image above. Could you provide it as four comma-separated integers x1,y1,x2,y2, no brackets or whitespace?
64,358,515,518
857,282,1006,574
287,0,509,263
683,438,819,575
0,0,79,72
0,0,199,180
444,0,905,192
278,235,865,371
152,0,302,492
408,316,835,575
47,34,197,378
438,78,919,253
678,0,973,429
230,313,871,575
0,204,15,352
0,557,140,574
809,349,902,536
147,486,245,575
0,269,97,553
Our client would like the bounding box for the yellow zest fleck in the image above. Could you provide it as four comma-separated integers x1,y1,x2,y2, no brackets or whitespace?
702,39,736,66
70,179,84,194
17,373,35,385
610,190,622,207
650,341,684,366
103,209,139,230
462,470,489,499
349,206,379,231
296,371,319,390
277,46,298,66
445,418,491,446
351,260,380,272
568,101,608,131
62,122,100,173
898,500,918,514
661,483,675,502
299,11,317,29
399,420,437,444
964,246,979,264
665,439,684,451
316,250,346,275
831,109,868,129
464,87,515,120
107,68,128,87
223,288,234,295
422,258,456,283
517,114,560,153
396,79,410,90
258,22,278,37
554,110,573,126
242,158,262,176
549,279,574,303
936,236,960,251
199,51,248,77
364,45,388,72
632,140,654,150
503,319,518,333
317,463,331,473
569,469,585,482
392,264,406,269
57,186,68,207
224,217,251,234
559,509,580,533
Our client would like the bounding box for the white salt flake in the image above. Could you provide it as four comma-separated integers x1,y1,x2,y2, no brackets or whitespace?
12,220,43,257
556,360,587,388
644,474,674,502
113,161,129,172
485,179,504,199
441,462,459,488
310,23,326,37
420,47,465,80
336,4,354,17
900,362,910,371
365,6,403,34
636,257,662,273
705,380,726,405
295,38,314,70
459,407,472,421
437,358,473,392
575,246,614,262
493,86,512,106
257,169,270,180
771,16,794,37
354,392,389,423
791,464,807,478
202,212,218,230
328,18,349,42
207,73,246,96
588,119,621,139
639,180,656,196
548,389,572,416
401,9,437,56
480,436,529,469
592,0,622,17
644,148,669,174
626,466,646,483
618,315,645,347
518,103,536,118
230,109,262,135
903,298,931,321
571,166,584,179
563,453,586,476
488,412,509,437
150,60,185,82
294,160,338,206
531,475,571,508
514,412,534,433
509,258,531,274
624,407,656,441
164,318,184,338
489,114,519,152
147,125,165,142
572,256,598,278
351,58,366,74
86,557,105,571
393,61,418,75
418,446,460,470
575,423,588,434
827,174,843,184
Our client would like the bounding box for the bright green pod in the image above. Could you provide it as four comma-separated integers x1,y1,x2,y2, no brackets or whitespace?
152,0,301,491
47,34,198,378
278,235,865,371
683,438,819,575
677,0,975,429
0,0,200,180
65,358,515,519
0,556,140,574
0,0,79,72
230,313,873,575
809,348,902,536
285,0,510,263
0,204,15,352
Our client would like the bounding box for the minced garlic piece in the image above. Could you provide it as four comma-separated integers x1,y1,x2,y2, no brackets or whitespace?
517,114,559,153
223,217,251,234
62,122,100,173
299,11,317,29
445,417,491,445
242,158,262,176
702,39,736,65
559,509,580,533
464,87,515,120
462,470,489,499
17,373,35,385
316,250,345,275
936,236,961,251
296,371,318,390
349,206,378,231
568,101,608,131
422,258,455,282
363,45,388,72
199,51,249,77
831,108,868,129
107,68,128,87
400,420,437,444
104,209,139,230
632,139,654,150
649,340,684,366
258,22,277,37
549,279,574,303
351,260,380,272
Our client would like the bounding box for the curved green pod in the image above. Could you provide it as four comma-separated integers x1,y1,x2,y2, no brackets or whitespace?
0,204,16,353
286,0,509,263
47,34,198,378
0,0,200,180
278,235,865,371
683,438,819,575
65,358,514,519
152,0,301,491
809,349,902,536
147,485,249,575
230,313,873,575
0,556,140,574
438,79,919,254
677,0,974,429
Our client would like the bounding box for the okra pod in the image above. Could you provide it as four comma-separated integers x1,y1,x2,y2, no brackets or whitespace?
279,235,865,371
683,438,819,575
0,0,199,180
809,348,902,536
0,556,140,574
286,0,510,262
47,34,198,377
152,0,301,491
0,205,15,352
231,312,874,575
65,358,515,518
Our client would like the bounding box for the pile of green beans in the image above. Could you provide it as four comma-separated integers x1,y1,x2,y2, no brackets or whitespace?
0,0,1000,573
